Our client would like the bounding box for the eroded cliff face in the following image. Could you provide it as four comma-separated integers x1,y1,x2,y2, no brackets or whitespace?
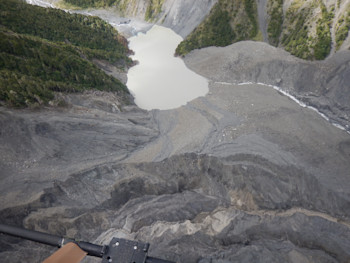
105,0,218,37
156,0,218,37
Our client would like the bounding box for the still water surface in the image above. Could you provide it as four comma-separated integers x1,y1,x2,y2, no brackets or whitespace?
127,25,208,110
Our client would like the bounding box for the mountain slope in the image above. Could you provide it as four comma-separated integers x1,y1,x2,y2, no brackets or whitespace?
59,0,350,60
175,0,259,56
0,0,132,108
176,0,350,59
61,0,217,37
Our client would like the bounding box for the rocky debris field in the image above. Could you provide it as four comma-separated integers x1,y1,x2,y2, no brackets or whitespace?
1,42,350,262
185,41,350,132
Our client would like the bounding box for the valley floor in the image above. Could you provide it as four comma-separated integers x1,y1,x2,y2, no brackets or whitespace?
1,41,350,262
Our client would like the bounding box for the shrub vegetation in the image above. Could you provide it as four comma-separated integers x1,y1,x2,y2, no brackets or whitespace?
267,0,283,46
280,0,332,60
335,10,350,49
145,0,165,21
175,0,258,56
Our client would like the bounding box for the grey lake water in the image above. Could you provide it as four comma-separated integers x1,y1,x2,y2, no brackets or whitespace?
127,25,208,110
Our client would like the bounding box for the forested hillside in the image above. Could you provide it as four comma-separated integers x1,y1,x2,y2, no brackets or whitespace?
273,0,333,60
175,0,259,56
0,0,132,108
176,0,350,60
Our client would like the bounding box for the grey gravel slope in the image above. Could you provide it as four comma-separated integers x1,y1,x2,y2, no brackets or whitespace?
184,41,350,131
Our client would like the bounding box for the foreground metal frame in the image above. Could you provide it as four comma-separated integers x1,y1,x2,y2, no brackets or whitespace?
0,224,174,263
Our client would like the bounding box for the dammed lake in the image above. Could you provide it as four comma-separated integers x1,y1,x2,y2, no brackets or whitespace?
126,25,208,110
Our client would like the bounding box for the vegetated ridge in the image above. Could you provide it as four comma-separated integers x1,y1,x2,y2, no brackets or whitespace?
176,0,350,60
175,0,259,56
0,0,132,108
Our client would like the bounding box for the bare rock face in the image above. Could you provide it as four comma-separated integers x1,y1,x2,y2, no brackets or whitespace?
110,0,218,37
158,0,218,37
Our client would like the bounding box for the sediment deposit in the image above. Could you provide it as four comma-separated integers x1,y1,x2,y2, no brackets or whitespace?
1,40,350,262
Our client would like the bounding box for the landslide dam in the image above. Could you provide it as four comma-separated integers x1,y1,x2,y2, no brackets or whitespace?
1,1,350,263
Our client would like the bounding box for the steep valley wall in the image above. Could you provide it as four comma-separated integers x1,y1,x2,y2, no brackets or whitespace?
121,0,217,37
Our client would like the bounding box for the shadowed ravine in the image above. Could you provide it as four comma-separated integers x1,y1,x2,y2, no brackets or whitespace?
1,41,350,263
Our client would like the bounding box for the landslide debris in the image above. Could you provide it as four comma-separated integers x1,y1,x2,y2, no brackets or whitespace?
1,154,350,262
184,41,350,132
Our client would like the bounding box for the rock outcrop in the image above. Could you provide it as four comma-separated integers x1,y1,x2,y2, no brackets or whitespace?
156,0,218,37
